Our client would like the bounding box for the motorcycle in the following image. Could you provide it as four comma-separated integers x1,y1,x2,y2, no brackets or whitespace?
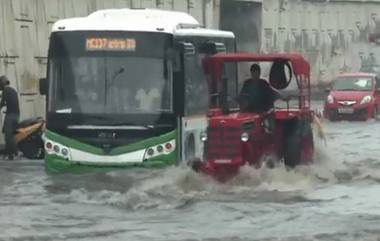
10,117,45,159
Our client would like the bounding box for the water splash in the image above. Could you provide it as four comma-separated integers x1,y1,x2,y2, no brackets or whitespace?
46,130,380,213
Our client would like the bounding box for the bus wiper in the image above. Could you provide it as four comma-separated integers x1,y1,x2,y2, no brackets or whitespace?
84,114,109,120
109,67,125,87
108,121,154,129
109,122,172,129
105,67,125,107
155,108,173,113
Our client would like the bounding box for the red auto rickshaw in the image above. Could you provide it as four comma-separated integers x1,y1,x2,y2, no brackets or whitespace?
192,53,315,182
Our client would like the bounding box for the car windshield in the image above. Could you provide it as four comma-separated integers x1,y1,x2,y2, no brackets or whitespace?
332,76,373,91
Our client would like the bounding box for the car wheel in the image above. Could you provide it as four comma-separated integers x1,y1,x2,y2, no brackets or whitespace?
327,114,337,122
324,110,336,122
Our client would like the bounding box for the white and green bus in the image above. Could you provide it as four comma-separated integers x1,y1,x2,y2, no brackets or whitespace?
40,8,235,172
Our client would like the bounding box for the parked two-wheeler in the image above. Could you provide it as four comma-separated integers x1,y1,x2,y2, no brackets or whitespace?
14,117,45,159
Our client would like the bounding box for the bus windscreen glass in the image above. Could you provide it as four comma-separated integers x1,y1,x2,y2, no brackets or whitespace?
47,31,173,121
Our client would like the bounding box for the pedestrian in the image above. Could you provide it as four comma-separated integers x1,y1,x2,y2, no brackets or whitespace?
0,76,20,160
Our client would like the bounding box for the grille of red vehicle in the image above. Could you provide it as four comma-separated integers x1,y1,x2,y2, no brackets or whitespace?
206,127,241,159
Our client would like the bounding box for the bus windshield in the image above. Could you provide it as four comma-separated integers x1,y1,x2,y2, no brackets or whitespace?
47,31,173,116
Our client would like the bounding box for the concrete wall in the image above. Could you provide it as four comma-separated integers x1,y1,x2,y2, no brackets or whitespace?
260,0,380,84
220,1,262,53
1,0,380,125
0,0,220,124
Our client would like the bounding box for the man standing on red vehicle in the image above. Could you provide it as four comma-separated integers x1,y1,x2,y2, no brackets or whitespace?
0,75,20,160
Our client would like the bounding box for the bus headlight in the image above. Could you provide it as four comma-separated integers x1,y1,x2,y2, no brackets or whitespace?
44,139,71,159
45,142,53,151
157,145,164,153
165,142,173,151
147,148,155,156
53,145,60,153
143,140,176,160
241,132,250,142
61,148,69,157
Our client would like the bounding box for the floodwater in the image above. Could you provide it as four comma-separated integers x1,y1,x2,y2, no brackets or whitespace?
1,101,380,241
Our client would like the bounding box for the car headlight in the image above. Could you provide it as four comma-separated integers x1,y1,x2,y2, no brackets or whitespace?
360,95,372,104
241,132,249,142
327,95,334,104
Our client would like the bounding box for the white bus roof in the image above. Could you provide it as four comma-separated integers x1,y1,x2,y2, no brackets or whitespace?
52,8,234,38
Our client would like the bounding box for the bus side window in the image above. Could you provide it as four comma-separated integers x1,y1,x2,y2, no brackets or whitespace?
184,53,209,116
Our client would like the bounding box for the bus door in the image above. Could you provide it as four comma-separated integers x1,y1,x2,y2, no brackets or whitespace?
173,41,197,162
174,41,227,163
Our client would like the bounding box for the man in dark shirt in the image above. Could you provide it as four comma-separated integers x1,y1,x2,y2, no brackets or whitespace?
238,64,288,133
239,64,287,113
0,76,20,160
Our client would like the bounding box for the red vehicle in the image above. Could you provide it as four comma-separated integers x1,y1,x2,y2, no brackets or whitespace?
191,53,315,182
323,73,380,121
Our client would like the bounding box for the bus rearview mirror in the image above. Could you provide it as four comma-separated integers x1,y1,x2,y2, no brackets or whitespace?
178,42,195,56
202,41,226,54
39,77,48,95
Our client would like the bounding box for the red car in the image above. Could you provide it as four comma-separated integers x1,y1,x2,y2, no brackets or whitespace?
324,73,380,121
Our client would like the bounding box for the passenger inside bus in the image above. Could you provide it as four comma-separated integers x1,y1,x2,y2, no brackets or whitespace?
135,87,161,111
76,75,100,113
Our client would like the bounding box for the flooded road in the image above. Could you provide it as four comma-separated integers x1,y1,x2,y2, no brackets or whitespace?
1,101,380,241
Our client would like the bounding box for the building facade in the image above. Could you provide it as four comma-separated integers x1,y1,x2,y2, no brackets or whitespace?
0,0,220,122
1,0,380,124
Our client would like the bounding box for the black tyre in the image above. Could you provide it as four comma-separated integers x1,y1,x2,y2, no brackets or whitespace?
284,120,314,168
18,132,44,159
324,109,337,122
327,112,337,122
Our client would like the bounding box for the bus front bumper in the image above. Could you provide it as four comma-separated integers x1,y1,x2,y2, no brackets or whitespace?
43,130,178,173
45,151,177,173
